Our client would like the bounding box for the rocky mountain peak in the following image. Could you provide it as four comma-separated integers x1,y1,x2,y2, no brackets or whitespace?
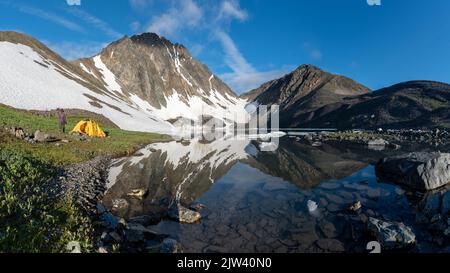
74,32,245,125
130,32,172,48
291,64,329,77
242,64,370,108
240,64,371,128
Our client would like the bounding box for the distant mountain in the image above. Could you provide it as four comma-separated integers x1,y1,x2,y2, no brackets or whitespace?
241,65,370,128
0,31,248,134
295,81,450,130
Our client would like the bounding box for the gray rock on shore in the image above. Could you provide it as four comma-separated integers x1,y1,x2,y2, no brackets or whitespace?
368,138,388,147
34,130,48,142
375,152,450,191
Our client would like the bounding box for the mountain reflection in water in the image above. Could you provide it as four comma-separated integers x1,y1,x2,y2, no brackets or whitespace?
103,137,450,253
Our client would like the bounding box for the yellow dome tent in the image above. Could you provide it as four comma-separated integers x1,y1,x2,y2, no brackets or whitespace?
71,120,106,138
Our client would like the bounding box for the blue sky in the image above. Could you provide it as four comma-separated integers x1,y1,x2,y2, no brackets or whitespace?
1,0,450,94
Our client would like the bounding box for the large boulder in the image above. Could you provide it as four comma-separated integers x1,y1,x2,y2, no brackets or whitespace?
14,128,25,139
375,152,450,191
34,130,51,142
368,217,416,249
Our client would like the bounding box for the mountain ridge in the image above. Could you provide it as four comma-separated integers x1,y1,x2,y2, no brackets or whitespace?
0,31,248,133
243,63,450,130
290,80,450,129
2,30,450,133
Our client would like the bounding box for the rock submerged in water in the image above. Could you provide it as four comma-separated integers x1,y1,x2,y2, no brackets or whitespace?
168,204,201,224
348,201,362,212
124,223,158,243
112,198,129,211
368,217,416,249
307,200,318,213
127,188,148,199
160,238,183,253
375,152,450,191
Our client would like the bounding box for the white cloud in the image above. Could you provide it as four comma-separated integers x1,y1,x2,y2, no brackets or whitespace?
44,40,107,60
146,0,202,37
216,31,253,75
218,0,248,22
216,31,291,93
66,0,81,6
138,0,286,93
66,8,122,39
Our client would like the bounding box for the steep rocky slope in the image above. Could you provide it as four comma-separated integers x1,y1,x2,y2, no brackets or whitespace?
242,65,370,128
75,33,248,124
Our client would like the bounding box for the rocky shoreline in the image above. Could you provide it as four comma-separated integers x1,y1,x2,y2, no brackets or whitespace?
56,156,187,253
57,156,111,215
295,128,450,150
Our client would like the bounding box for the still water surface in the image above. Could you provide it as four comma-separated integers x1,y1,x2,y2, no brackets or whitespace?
103,137,449,253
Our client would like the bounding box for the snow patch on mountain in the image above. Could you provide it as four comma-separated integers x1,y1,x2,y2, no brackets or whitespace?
79,63,97,78
93,55,123,94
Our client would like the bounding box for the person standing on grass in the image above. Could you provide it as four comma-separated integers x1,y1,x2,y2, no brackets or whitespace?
57,108,67,133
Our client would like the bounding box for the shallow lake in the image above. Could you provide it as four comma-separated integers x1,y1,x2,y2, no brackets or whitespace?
103,137,450,253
